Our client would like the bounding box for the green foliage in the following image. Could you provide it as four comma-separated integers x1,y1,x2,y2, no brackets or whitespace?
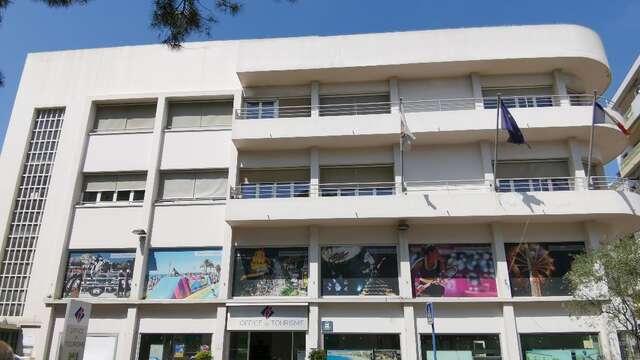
194,350,212,360
565,235,640,354
308,348,327,360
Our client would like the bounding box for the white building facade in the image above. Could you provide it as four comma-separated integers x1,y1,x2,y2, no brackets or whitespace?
0,24,638,360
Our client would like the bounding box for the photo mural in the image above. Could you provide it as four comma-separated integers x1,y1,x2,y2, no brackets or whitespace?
321,246,399,296
409,244,497,297
145,248,222,300
233,247,308,296
62,251,136,298
505,242,585,296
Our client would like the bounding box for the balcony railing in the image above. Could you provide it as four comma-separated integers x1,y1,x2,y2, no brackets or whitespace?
234,94,597,120
229,177,638,199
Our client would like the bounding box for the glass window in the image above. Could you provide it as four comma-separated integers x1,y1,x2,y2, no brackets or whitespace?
319,165,394,197
94,103,156,131
482,87,554,109
233,248,308,296
421,334,502,360
145,248,222,300
409,244,497,297
321,246,399,296
324,334,401,359
278,97,312,118
138,333,211,360
244,100,276,119
505,242,585,297
520,333,600,359
495,160,571,193
229,332,306,360
82,174,146,204
62,251,136,299
159,171,228,200
168,101,233,128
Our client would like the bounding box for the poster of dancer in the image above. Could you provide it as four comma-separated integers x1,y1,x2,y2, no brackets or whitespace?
233,247,308,296
145,248,222,300
505,242,585,296
409,244,497,297
62,251,136,298
321,246,398,296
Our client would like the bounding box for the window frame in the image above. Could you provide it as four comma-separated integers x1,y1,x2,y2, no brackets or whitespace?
243,99,279,119
166,99,234,129
80,173,147,205
92,103,157,133
157,170,229,202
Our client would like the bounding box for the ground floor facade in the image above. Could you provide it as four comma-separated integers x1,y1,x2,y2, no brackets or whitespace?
19,301,626,360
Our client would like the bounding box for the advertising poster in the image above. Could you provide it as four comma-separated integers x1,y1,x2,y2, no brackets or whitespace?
525,349,600,360
233,248,308,296
62,251,136,298
145,248,222,300
327,350,373,360
409,244,497,297
505,242,585,296
322,246,399,296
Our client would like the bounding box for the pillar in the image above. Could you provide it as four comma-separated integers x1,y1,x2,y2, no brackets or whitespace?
393,143,403,194
471,73,484,110
311,81,320,119
310,147,320,197
390,77,400,114
212,306,229,360
401,305,419,360
553,69,570,107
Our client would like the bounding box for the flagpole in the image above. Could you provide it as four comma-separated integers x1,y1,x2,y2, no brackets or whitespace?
586,91,597,189
493,95,501,189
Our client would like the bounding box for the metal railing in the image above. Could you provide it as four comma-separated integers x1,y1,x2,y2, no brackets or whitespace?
234,94,599,119
230,177,639,199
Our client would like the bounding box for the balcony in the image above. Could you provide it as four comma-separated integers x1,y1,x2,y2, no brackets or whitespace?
231,95,626,161
225,177,640,229
623,94,640,128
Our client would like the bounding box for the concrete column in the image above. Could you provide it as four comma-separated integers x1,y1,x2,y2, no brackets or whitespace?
398,228,413,298
553,69,570,107
393,143,403,194
491,223,512,298
212,306,229,360
390,77,400,114
568,138,588,190
471,73,484,110
311,81,320,119
120,306,140,360
480,141,495,183
132,96,168,300
308,226,320,298
401,305,419,360
501,304,522,360
306,304,321,357
310,147,320,197
232,89,243,121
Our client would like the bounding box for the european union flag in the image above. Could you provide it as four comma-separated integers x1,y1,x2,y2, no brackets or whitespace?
500,100,526,145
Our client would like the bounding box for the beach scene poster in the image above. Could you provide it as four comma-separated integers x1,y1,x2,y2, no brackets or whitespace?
145,248,222,300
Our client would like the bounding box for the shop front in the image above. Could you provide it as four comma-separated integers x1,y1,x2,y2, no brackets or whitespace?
227,305,308,360
420,334,502,360
520,333,601,359
138,333,212,360
323,334,401,360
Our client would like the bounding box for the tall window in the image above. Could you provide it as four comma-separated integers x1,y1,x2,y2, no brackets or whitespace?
421,334,502,360
0,108,64,316
93,103,156,131
159,171,228,201
244,100,276,119
168,100,233,129
495,159,571,192
520,333,600,359
237,168,310,199
81,174,146,203
482,86,554,109
319,165,394,196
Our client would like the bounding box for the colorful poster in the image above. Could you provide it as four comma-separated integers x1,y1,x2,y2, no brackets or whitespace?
233,248,308,296
321,246,398,296
327,350,373,360
62,251,135,298
506,242,585,296
145,248,222,300
409,244,497,297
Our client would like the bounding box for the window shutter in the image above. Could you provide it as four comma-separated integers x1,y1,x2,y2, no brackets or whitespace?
239,168,310,183
84,175,117,192
116,175,147,191
125,104,156,129
201,102,233,127
320,166,393,183
94,106,127,131
194,172,228,198
496,160,570,178
168,103,202,128
160,174,195,199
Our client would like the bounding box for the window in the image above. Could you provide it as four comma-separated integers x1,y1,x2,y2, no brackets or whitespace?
321,246,398,296
233,247,308,296
421,334,502,360
138,334,211,360
319,94,390,116
495,159,571,192
168,100,233,128
278,97,311,118
81,174,146,204
244,100,276,119
237,168,310,199
62,250,136,299
520,333,600,359
324,334,400,359
320,165,394,196
159,171,228,201
483,86,554,109
618,331,639,360
505,242,585,296
93,103,156,131
230,332,305,360
410,244,497,297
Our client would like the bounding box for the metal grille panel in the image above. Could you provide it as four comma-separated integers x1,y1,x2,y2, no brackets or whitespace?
0,108,64,316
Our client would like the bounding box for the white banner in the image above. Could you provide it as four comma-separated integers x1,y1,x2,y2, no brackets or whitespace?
227,306,308,331
59,300,92,360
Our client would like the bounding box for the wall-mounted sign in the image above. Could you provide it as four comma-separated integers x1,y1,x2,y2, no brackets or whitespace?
227,306,308,331
321,321,333,333
59,300,92,360
426,302,435,325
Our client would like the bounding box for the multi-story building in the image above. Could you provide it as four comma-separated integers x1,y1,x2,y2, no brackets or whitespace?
614,56,640,178
0,24,638,360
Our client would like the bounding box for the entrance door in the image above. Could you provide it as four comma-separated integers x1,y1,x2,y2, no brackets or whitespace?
230,332,305,360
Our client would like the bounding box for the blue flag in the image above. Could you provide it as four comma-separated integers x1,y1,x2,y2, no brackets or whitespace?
500,100,526,145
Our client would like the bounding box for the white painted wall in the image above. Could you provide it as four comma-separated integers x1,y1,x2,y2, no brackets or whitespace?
68,206,145,248
151,204,227,247
138,304,218,333
161,130,232,170
404,144,484,182
320,303,404,333
399,77,473,101
414,303,502,333
84,133,153,172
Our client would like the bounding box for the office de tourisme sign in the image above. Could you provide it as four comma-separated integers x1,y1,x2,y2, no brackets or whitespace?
227,305,308,331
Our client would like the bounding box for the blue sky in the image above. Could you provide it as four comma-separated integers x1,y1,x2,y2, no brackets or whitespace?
148,249,222,274
0,0,638,174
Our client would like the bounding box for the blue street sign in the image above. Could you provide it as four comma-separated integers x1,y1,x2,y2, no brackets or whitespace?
426,302,435,325
426,302,437,360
